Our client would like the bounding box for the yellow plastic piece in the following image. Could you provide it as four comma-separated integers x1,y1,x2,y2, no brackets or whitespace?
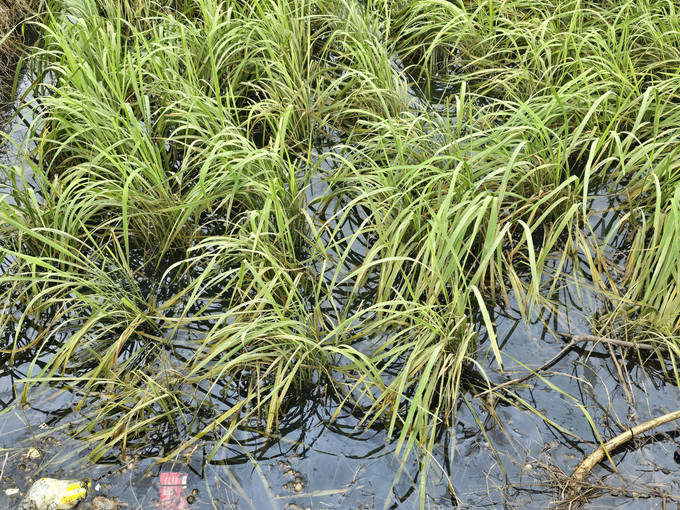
19,478,90,510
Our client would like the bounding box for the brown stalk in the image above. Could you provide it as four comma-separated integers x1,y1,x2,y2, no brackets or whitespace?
570,409,680,485
474,332,666,398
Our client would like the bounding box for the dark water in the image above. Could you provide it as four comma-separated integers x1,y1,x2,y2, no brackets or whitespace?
1,68,679,510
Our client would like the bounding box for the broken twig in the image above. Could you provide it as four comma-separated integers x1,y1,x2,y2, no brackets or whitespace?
474,332,666,398
555,332,667,352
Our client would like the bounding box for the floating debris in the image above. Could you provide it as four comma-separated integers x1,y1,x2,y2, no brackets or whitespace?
24,448,44,461
159,472,188,510
17,477,89,510
284,504,309,510
92,495,117,510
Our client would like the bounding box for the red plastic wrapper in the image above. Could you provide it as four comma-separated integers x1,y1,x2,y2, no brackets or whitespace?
159,472,188,510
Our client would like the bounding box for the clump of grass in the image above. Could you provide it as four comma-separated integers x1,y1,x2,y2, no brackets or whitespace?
388,0,680,342
596,180,680,341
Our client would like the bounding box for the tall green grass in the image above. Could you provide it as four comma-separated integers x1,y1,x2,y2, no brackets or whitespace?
2,0,680,505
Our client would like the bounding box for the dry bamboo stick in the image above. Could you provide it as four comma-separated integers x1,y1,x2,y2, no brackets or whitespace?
570,409,680,484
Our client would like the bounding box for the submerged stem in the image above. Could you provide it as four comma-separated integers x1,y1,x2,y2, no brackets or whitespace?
475,331,667,398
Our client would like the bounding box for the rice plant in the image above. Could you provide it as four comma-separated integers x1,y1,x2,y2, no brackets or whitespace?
4,0,680,506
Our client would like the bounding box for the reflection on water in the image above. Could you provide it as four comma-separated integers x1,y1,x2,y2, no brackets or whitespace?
4,287,680,510
1,61,40,201
1,23,40,164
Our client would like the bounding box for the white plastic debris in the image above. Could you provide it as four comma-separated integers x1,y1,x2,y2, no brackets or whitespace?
18,477,89,510
5,488,20,496
25,448,44,460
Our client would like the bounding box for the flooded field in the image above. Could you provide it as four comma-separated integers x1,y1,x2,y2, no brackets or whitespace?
2,1,680,509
